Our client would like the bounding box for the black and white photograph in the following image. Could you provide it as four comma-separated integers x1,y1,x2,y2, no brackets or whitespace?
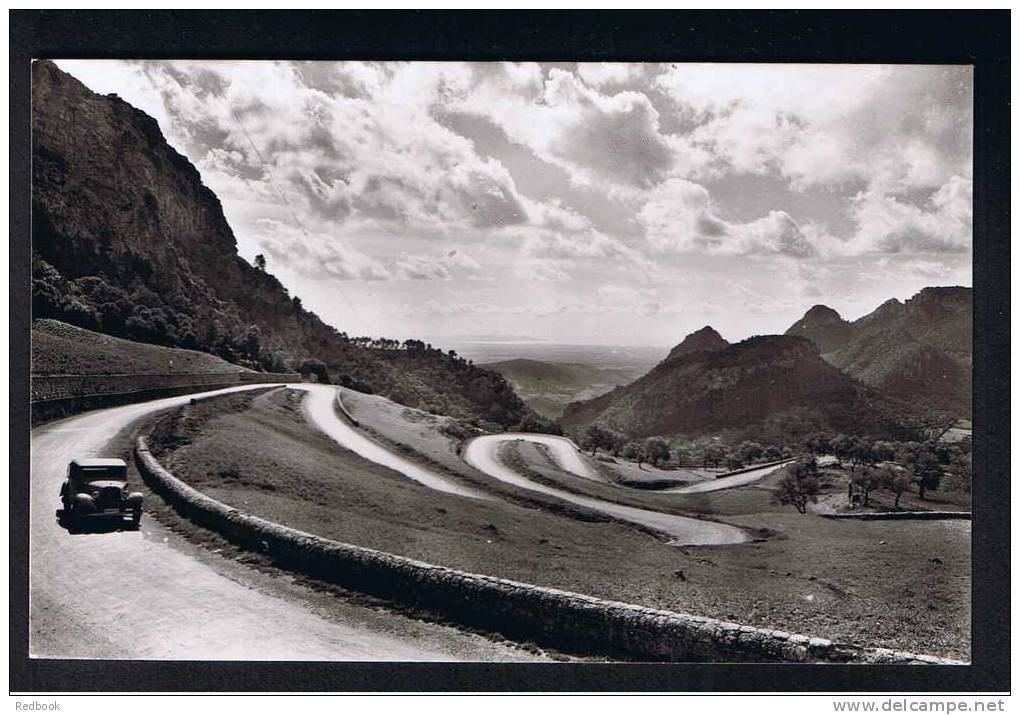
10,10,1009,698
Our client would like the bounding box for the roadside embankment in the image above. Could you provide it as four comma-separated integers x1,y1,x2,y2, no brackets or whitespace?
134,432,959,664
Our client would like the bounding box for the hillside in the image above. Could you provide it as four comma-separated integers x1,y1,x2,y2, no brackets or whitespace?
560,332,910,442
785,287,972,415
480,358,641,419
30,60,527,426
32,318,252,376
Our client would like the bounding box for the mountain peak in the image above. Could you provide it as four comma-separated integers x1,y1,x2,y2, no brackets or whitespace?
803,304,845,322
666,326,729,361
785,304,852,353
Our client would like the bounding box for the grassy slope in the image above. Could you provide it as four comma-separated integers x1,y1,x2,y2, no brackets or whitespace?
155,388,970,659
32,319,249,375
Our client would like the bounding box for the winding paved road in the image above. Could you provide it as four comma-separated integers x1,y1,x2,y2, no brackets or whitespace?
668,460,793,494
483,432,605,482
29,385,540,660
462,434,749,546
302,384,485,499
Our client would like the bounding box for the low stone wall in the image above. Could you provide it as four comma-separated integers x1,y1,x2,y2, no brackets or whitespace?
333,389,360,427
134,432,958,664
30,372,300,426
823,511,972,521
714,457,795,479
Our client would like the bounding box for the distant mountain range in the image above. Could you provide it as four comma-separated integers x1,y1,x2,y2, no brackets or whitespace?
785,286,971,415
30,61,528,427
560,332,912,442
561,287,970,441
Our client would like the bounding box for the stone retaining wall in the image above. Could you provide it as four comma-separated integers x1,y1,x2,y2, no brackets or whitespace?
823,511,972,521
714,457,795,479
134,430,958,665
332,389,360,427
30,372,300,425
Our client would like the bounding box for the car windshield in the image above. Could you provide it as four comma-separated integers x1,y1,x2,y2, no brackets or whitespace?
79,467,126,483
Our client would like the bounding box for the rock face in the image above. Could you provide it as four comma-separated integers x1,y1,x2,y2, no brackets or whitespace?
561,335,908,441
30,60,527,425
665,326,729,361
786,287,972,416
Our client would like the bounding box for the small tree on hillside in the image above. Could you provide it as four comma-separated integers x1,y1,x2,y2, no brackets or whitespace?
702,443,726,468
848,440,877,474
880,466,913,509
851,465,884,507
254,254,267,271
738,441,764,465
907,444,944,500
724,449,745,471
803,432,832,457
671,443,689,468
830,434,854,466
771,457,821,514
622,441,646,468
643,437,671,467
584,424,613,456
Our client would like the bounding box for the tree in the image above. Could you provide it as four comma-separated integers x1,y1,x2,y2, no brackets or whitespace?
851,465,884,507
584,424,614,456
643,437,671,467
606,430,627,457
880,466,912,509
738,441,764,465
870,440,897,464
762,445,783,461
671,442,688,467
772,458,822,514
907,444,944,500
803,432,832,457
702,443,726,468
830,434,854,466
724,449,745,471
847,439,875,474
254,254,267,271
622,441,646,468
516,416,563,435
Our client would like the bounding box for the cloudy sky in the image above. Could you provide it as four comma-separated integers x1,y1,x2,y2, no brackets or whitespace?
57,60,972,346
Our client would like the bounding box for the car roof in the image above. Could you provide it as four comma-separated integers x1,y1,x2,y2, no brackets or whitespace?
70,458,127,468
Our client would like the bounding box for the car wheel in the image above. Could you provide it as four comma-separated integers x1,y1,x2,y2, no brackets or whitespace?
132,510,142,527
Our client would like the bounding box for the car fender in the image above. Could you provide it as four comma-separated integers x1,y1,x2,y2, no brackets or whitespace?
72,493,96,513
125,492,144,508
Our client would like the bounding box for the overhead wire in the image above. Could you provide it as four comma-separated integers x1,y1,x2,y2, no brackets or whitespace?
225,100,367,336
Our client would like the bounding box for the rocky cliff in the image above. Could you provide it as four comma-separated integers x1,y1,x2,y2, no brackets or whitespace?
30,60,528,426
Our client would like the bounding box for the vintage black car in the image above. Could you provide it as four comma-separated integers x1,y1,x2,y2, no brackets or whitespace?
59,458,144,526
